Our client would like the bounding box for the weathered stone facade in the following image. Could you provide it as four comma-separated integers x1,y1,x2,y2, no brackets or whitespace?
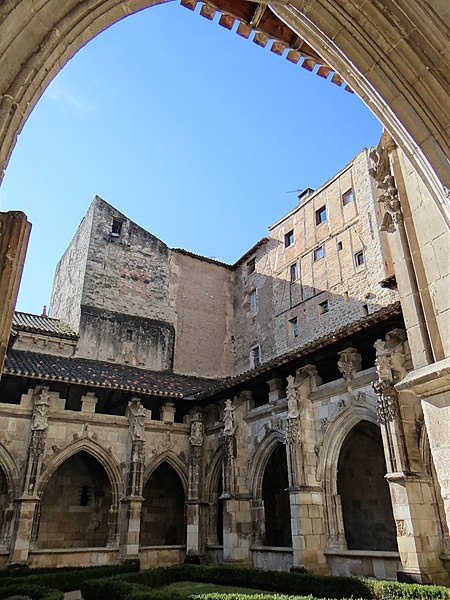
0,147,448,585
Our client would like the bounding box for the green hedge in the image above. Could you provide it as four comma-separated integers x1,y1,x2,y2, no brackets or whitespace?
0,582,63,600
0,559,139,592
80,565,450,600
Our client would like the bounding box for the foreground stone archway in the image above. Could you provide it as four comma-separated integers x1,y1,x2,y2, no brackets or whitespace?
0,0,448,208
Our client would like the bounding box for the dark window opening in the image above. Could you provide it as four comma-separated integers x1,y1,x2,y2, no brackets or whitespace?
337,241,343,251
251,345,261,368
79,484,90,507
247,258,256,275
316,205,327,225
290,317,299,338
284,229,294,248
111,219,123,236
319,300,329,315
126,329,134,341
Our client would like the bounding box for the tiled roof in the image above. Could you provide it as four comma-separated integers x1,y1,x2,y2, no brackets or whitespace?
13,312,78,339
196,301,403,399
4,350,217,398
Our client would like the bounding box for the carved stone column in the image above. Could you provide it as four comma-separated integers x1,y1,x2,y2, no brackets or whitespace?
119,399,147,561
186,410,206,561
221,396,252,566
8,387,49,565
285,367,328,574
373,331,448,584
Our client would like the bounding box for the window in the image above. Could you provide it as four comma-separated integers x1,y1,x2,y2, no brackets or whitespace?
79,485,90,507
126,329,134,341
250,289,258,315
337,241,343,251
290,262,298,282
355,251,365,266
284,229,294,248
315,205,327,225
111,218,122,236
342,189,354,206
290,317,299,338
251,345,261,368
318,300,329,315
314,246,324,261
247,258,256,275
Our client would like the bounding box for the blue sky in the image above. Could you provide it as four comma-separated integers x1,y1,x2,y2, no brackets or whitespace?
0,2,382,315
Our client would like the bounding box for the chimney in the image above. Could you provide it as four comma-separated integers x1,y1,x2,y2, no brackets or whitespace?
41,305,47,317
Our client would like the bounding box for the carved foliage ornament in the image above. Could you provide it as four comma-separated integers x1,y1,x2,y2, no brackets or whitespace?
372,379,400,425
369,144,402,233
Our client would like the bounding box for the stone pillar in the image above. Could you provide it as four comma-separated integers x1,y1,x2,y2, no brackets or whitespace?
80,392,98,414
0,211,31,379
337,347,362,401
161,402,176,422
8,387,49,565
285,367,328,574
373,331,448,584
221,396,252,566
186,409,205,561
119,399,147,560
267,378,284,404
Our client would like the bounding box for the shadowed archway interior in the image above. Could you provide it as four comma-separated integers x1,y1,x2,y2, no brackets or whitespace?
262,443,291,547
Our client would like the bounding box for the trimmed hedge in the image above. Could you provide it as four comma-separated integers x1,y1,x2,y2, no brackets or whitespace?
0,583,63,600
80,565,450,600
0,559,139,592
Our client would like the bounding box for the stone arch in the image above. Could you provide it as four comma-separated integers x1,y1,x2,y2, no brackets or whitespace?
37,438,123,504
317,405,381,549
261,442,291,547
140,458,186,546
249,430,285,500
143,450,188,494
0,1,448,207
205,447,224,546
0,444,20,500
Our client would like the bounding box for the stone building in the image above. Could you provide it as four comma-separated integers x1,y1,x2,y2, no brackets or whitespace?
0,148,448,584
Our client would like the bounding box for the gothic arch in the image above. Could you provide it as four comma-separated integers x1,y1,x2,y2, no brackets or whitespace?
317,404,379,494
37,438,123,503
205,447,223,502
143,450,188,494
0,1,448,206
249,430,285,500
0,444,20,499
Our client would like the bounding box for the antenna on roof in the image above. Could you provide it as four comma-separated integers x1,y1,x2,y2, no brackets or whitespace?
286,189,303,194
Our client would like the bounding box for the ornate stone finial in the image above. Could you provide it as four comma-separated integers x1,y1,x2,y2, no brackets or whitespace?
31,389,50,431
223,399,236,436
337,347,362,381
369,141,402,233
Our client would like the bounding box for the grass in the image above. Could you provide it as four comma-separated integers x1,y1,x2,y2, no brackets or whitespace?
157,581,271,595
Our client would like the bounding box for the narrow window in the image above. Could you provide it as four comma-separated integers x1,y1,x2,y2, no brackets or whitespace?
318,300,329,315
314,246,324,261
337,241,343,251
250,290,258,315
290,262,298,283
290,317,299,338
315,206,327,225
342,189,354,206
111,218,122,236
284,229,294,248
126,329,134,341
79,484,90,507
251,345,261,368
355,251,365,266
247,258,256,275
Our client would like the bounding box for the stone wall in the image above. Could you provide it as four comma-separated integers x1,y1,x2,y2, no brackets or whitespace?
233,150,398,372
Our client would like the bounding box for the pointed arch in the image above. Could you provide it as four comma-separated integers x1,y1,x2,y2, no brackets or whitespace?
317,404,379,495
37,438,123,503
0,443,21,499
205,447,223,502
249,430,285,499
143,450,188,494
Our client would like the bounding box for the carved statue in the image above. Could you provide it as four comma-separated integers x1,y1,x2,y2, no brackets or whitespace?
189,419,203,447
223,399,235,435
286,375,299,418
31,389,50,431
128,399,147,441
